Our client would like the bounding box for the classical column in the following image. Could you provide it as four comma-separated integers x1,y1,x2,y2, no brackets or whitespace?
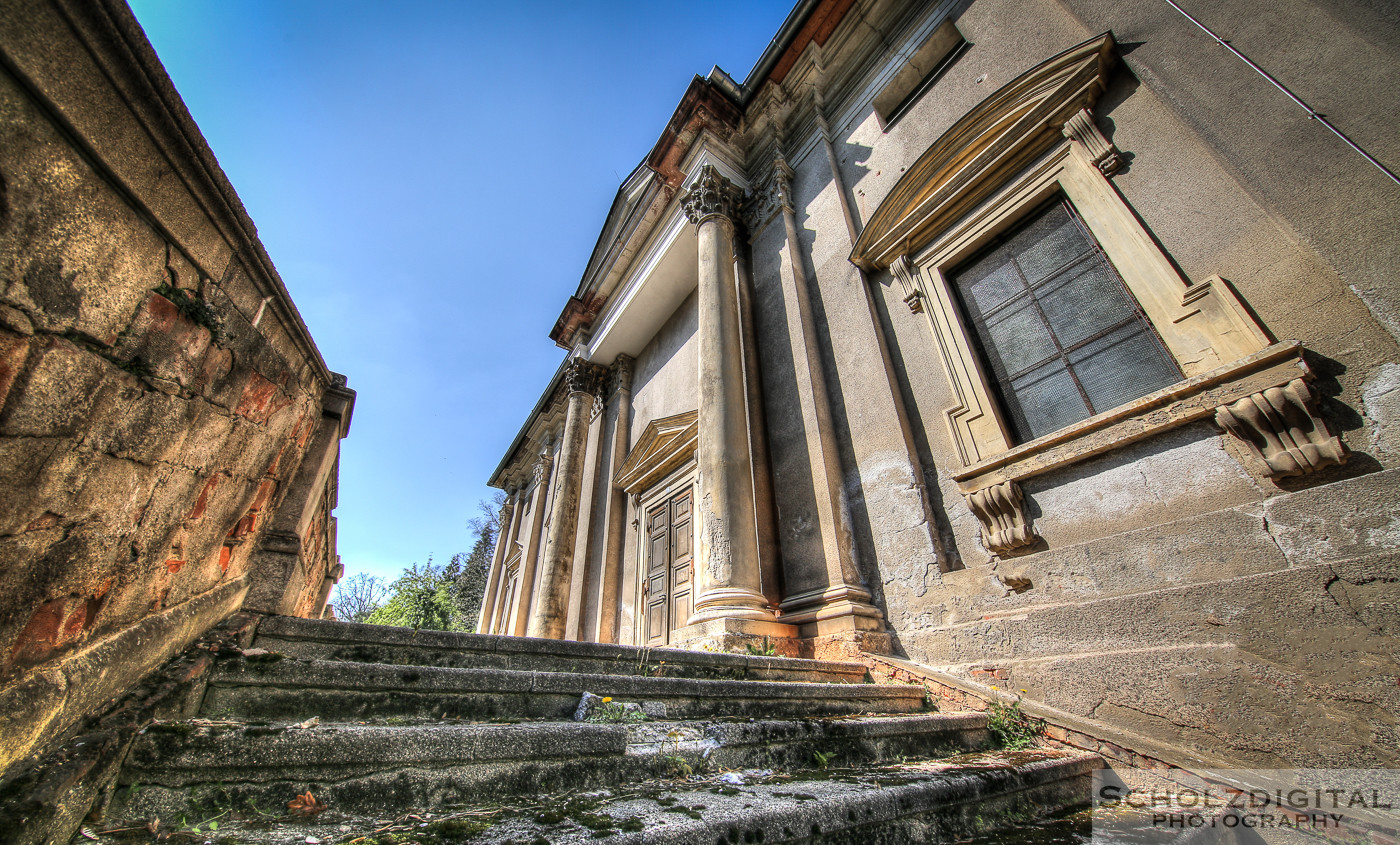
511,441,554,636
769,154,883,633
681,165,774,624
527,359,603,639
594,354,634,643
475,488,518,634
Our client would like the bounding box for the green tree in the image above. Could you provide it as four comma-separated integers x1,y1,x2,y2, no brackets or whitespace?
365,558,455,630
331,572,388,623
445,492,506,631
361,493,508,632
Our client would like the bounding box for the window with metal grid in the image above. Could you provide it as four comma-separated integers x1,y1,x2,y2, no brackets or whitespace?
949,196,1181,444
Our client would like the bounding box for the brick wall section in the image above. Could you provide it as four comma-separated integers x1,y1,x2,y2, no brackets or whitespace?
0,0,352,777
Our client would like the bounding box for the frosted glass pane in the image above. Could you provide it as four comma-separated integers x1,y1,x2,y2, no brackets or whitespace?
1038,259,1138,348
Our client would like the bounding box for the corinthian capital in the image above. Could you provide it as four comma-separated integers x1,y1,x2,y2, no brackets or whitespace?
563,357,605,396
681,164,742,226
610,354,635,396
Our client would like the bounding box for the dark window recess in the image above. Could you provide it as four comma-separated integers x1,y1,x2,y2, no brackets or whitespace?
949,197,1181,444
875,20,967,129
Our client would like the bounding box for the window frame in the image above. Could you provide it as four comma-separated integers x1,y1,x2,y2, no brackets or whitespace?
944,193,1183,445
905,136,1273,465
851,33,1323,552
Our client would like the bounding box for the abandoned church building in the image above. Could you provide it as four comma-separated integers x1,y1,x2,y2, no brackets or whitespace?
2,0,1398,841
482,0,1400,769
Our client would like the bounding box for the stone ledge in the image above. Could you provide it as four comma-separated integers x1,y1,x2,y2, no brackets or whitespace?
858,652,1247,782
0,575,250,778
953,341,1305,493
0,606,256,845
255,615,869,679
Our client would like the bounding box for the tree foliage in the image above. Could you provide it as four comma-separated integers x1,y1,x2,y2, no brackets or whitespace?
365,558,456,630
349,493,508,632
331,572,388,623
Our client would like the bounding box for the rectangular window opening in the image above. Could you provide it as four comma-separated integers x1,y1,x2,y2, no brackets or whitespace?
948,195,1182,444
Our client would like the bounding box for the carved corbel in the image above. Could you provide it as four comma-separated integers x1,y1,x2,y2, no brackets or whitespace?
1062,108,1122,176
1215,378,1347,478
966,480,1038,555
890,254,924,313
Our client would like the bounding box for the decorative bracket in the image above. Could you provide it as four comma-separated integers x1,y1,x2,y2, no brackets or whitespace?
1215,378,1348,478
965,480,1039,555
890,254,925,313
1062,108,1122,176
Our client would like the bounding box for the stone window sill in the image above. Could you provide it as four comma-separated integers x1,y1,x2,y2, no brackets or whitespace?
951,341,1306,494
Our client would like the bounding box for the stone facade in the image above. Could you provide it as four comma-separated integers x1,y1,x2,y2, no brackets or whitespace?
485,0,1399,769
0,0,352,778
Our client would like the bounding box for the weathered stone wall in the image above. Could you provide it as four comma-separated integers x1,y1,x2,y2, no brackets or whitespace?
481,0,1397,768
628,290,699,443
0,0,351,778
739,0,1399,768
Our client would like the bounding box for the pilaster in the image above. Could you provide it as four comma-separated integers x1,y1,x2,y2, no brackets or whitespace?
766,154,884,636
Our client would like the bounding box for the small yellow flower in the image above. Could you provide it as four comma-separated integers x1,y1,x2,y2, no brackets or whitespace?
601,697,613,703
990,685,999,690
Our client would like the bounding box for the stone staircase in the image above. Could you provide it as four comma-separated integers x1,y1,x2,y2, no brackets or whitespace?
96,616,1101,843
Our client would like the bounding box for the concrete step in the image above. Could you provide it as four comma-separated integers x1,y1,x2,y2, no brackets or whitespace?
102,748,1100,844
114,713,990,820
200,656,927,722
252,615,870,683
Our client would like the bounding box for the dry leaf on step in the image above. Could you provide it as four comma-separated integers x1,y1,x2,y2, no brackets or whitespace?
288,791,326,816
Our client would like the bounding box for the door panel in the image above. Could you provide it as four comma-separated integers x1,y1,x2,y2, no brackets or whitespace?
669,491,692,634
645,503,670,646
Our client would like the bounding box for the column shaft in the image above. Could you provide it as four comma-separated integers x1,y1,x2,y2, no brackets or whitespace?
594,356,634,643
526,361,601,639
510,449,553,635
476,493,518,633
683,165,772,623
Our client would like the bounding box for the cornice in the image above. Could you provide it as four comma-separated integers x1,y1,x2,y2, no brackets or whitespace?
615,410,699,494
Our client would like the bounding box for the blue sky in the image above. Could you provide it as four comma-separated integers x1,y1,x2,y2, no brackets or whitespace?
126,0,795,586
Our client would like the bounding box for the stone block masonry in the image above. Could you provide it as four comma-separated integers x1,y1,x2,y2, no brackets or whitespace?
0,0,352,780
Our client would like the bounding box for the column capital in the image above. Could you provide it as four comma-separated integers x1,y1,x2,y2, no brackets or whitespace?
681,164,743,227
609,354,635,396
533,451,554,483
773,156,796,214
563,357,606,396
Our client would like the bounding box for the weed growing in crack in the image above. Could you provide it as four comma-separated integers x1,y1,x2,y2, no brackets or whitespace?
986,690,1044,750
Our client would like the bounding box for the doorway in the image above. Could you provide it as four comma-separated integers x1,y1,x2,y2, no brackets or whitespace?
644,489,693,646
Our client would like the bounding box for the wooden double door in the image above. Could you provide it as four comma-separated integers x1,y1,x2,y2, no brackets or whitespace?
644,489,693,646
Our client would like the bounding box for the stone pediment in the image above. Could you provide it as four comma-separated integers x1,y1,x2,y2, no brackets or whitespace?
851,33,1118,271
616,410,698,494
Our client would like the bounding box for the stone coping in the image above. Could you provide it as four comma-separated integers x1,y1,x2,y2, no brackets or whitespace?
859,652,1236,777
